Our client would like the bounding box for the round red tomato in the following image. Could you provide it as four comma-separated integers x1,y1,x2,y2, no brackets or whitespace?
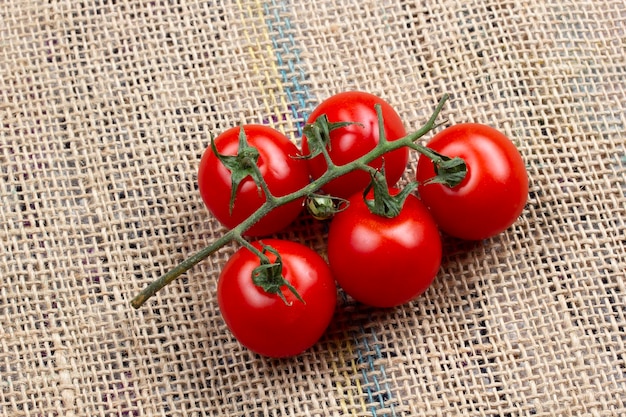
326,189,442,308
301,91,409,199
218,239,337,357
198,125,310,237
416,123,529,240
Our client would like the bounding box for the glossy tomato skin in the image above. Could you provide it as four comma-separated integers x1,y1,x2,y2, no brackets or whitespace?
301,91,409,199
217,239,337,358
198,125,310,237
416,124,528,241
327,189,442,308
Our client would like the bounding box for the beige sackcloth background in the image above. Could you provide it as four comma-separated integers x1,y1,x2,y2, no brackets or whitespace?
1,0,624,416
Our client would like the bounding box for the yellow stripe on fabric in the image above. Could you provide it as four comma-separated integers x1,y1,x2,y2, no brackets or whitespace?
233,2,366,410
253,1,369,410
331,334,368,416
236,0,294,137
236,2,368,410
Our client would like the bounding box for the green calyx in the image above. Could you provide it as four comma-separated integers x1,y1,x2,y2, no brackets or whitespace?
210,126,263,214
301,114,361,162
249,242,304,306
411,144,467,187
363,167,418,218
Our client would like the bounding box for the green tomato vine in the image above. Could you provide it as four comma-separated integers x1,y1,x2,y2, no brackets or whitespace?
130,94,465,309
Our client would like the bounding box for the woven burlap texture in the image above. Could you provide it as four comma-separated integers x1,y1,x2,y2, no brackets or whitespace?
1,0,624,416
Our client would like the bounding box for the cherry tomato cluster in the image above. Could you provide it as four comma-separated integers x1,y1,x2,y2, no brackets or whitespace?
194,91,528,357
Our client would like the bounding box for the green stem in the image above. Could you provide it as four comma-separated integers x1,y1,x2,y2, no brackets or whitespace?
251,163,278,205
235,236,267,261
130,206,272,309
130,94,451,309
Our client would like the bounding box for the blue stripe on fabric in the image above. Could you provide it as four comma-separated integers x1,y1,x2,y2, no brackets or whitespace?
263,3,397,416
263,0,312,137
356,327,398,417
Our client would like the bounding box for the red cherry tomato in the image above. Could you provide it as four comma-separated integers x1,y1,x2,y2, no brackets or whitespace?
326,189,442,308
416,123,529,240
301,91,409,199
198,125,310,236
218,239,337,357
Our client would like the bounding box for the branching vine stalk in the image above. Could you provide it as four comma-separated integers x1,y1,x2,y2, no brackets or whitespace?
131,94,463,309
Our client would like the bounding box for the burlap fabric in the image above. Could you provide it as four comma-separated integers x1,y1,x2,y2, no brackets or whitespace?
2,0,625,416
